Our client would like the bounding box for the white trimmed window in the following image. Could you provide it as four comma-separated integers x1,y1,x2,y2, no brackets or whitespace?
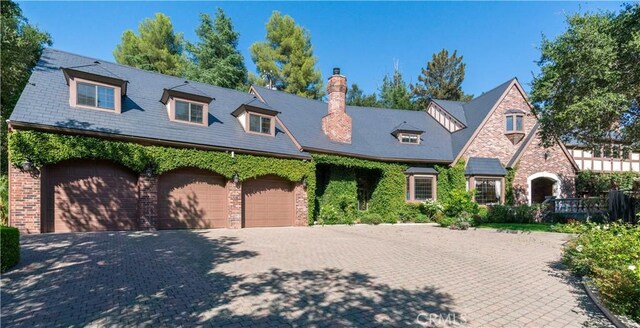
249,113,272,135
175,100,204,124
77,82,115,110
405,175,436,201
400,133,419,144
506,115,524,132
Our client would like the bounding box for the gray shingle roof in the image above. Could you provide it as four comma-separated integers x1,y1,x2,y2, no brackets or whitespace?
405,167,438,174
10,48,308,159
465,157,507,176
252,86,454,162
431,99,467,125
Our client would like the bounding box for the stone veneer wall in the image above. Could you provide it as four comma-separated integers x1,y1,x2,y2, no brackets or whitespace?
226,180,242,229
138,175,158,230
293,181,308,226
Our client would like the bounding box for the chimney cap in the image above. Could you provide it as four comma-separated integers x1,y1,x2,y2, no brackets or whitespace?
332,67,341,75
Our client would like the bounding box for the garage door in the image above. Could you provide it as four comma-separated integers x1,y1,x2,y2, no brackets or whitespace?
243,176,294,227
157,168,227,229
43,160,139,233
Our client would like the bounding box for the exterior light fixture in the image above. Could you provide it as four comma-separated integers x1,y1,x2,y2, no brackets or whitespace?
22,160,33,172
544,150,551,160
144,167,154,177
302,177,307,188
233,173,239,184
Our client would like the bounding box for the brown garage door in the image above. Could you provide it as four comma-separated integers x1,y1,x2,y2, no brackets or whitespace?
43,160,139,233
243,175,294,228
157,168,227,229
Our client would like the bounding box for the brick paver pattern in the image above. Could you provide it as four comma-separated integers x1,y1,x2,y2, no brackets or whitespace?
1,225,610,327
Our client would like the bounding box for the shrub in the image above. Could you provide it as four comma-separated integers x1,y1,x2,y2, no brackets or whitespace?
1,226,20,272
360,213,383,225
318,204,354,225
0,175,7,225
399,203,423,222
438,217,456,228
422,199,444,218
563,223,640,321
443,189,478,217
486,204,544,224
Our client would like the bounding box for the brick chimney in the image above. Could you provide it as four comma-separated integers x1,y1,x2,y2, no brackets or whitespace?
322,68,352,143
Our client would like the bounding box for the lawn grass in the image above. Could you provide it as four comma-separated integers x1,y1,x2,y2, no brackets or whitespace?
476,223,554,232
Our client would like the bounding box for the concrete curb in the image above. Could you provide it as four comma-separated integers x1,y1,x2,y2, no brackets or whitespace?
581,277,630,328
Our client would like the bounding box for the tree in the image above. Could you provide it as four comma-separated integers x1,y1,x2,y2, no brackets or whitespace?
114,13,186,77
1,0,52,175
411,49,472,109
379,67,415,110
250,11,324,99
531,4,640,148
346,84,379,107
185,9,247,90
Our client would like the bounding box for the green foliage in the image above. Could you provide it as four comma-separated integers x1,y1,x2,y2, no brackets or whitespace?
185,9,247,90
504,167,517,205
442,189,477,217
378,66,415,110
346,84,380,108
250,11,324,99
320,168,358,223
0,0,52,176
531,5,640,148
435,160,466,203
1,226,20,272
484,204,544,224
0,175,7,225
398,203,423,223
312,154,406,222
318,204,353,225
438,217,456,228
360,213,383,225
411,49,473,109
576,170,640,195
114,13,187,77
563,223,640,321
9,130,316,222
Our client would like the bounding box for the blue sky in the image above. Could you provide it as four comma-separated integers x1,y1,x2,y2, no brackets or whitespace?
20,1,625,97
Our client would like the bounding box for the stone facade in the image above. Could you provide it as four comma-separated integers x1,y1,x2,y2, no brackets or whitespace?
138,174,158,230
226,180,242,229
461,82,577,203
294,181,308,226
9,165,41,234
322,69,352,144
463,85,536,163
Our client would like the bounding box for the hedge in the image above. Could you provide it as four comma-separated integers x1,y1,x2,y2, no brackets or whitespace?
9,130,316,223
435,160,466,204
1,226,19,272
576,170,640,195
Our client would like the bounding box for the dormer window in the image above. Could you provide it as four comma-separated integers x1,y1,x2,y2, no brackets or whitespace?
231,99,279,137
249,113,272,135
77,82,115,110
63,66,126,114
400,133,419,144
175,100,204,124
161,83,212,127
506,114,523,132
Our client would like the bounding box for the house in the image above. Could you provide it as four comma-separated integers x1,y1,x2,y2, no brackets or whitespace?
8,48,580,234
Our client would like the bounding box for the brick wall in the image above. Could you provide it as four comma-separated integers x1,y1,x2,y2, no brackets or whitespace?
9,165,41,234
138,174,158,230
294,181,308,226
226,180,242,229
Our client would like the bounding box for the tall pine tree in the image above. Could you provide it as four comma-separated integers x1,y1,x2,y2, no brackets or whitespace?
114,13,186,77
412,49,472,109
1,0,52,175
250,11,324,99
185,9,247,90
379,67,415,110
346,84,379,107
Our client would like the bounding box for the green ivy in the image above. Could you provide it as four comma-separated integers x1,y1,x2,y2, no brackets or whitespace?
576,170,640,195
312,154,406,221
505,166,517,205
9,130,316,222
435,160,466,203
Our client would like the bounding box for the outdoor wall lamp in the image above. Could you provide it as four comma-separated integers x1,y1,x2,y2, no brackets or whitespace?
544,150,551,160
144,167,154,177
233,172,239,184
302,177,307,188
22,160,33,172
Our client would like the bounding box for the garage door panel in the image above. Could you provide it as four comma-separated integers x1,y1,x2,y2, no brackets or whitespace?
46,161,139,233
157,168,227,229
243,176,294,228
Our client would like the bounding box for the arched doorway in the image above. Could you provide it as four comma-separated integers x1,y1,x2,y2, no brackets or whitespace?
527,172,560,204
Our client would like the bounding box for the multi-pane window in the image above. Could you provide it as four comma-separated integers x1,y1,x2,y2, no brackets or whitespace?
400,134,419,144
175,100,204,124
474,178,501,205
77,82,115,110
405,175,435,201
249,113,272,134
505,115,524,132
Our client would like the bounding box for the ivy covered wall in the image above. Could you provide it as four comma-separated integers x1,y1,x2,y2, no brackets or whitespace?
9,130,317,222
435,160,466,204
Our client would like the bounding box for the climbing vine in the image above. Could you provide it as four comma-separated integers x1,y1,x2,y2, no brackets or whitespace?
435,160,466,203
9,130,316,222
505,165,517,205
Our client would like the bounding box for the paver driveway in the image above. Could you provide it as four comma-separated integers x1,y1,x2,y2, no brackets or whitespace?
1,225,608,327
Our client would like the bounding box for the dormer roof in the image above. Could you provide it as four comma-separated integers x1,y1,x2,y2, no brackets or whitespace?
62,62,128,95
391,121,424,137
161,82,213,105
231,98,279,117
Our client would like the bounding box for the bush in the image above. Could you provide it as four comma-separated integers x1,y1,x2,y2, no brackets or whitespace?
563,223,640,322
399,203,423,222
0,175,7,226
398,200,443,223
318,204,354,225
438,217,456,228
1,226,20,272
360,213,383,225
486,204,544,224
443,189,478,217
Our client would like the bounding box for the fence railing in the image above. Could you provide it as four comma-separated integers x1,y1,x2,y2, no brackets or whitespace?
544,197,608,215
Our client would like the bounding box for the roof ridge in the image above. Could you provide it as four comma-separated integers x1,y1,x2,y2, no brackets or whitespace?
464,78,515,106
45,48,253,99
